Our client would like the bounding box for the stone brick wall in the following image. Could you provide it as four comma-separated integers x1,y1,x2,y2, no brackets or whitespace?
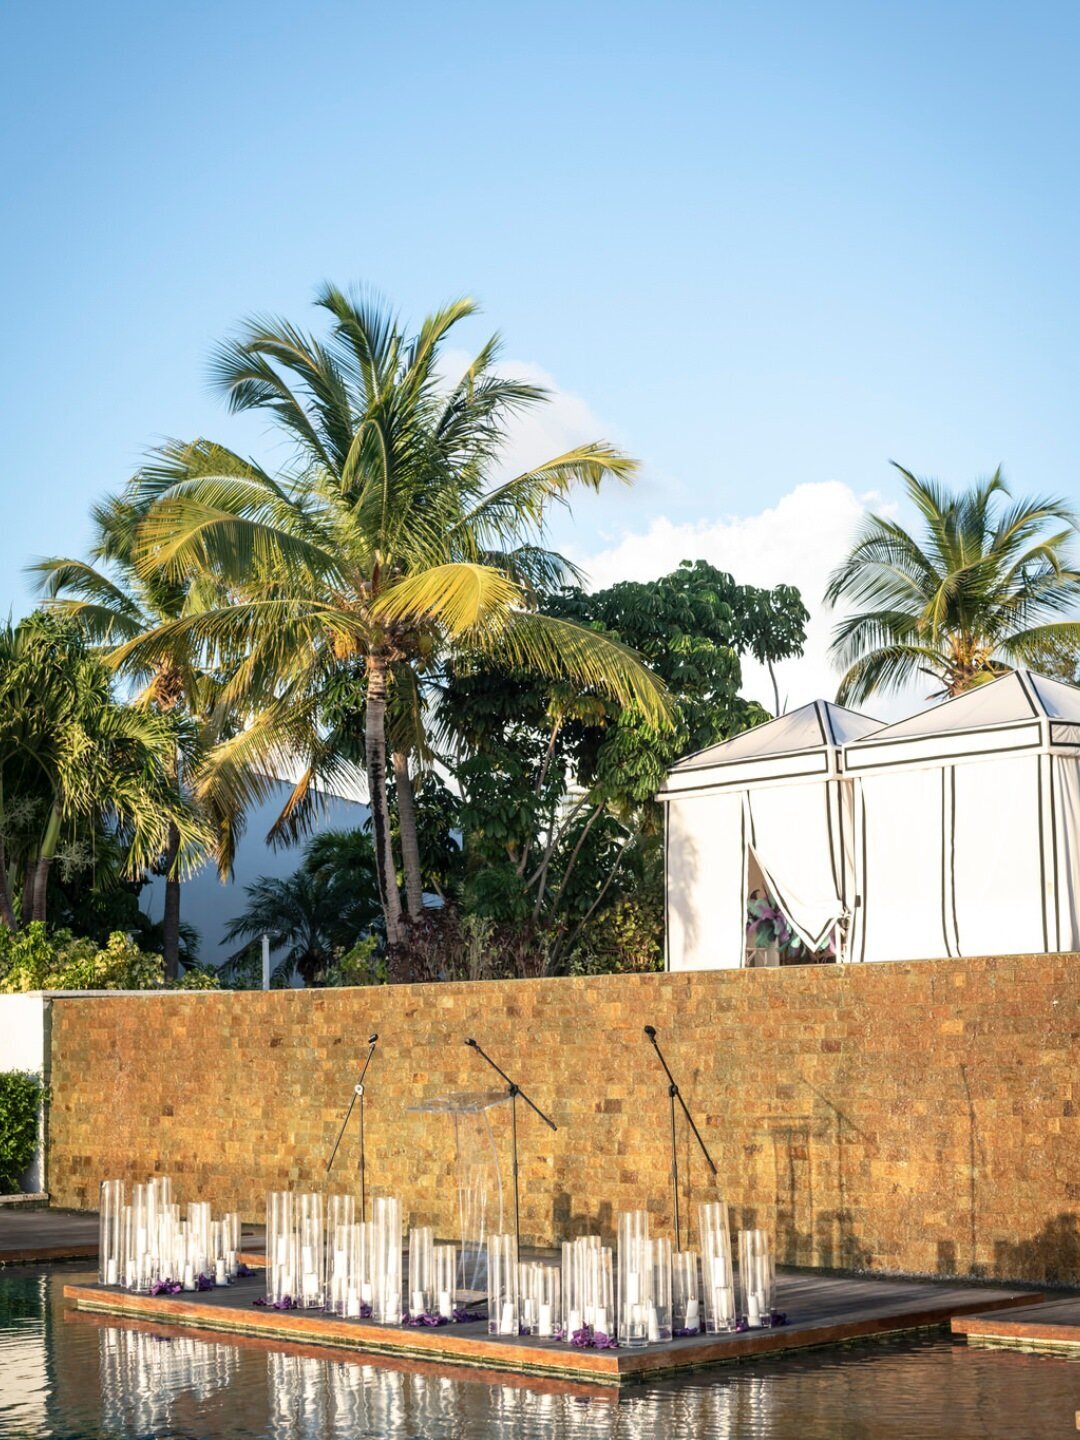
46,952,1080,1284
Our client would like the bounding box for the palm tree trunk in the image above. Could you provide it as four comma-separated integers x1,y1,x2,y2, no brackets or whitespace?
0,837,16,932
30,803,63,924
162,821,181,981
366,655,403,945
392,750,424,918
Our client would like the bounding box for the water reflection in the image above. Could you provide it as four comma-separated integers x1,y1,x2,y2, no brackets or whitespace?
2,1268,1080,1440
98,1326,239,1435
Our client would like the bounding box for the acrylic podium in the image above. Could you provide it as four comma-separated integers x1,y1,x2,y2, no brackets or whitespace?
408,1090,508,1294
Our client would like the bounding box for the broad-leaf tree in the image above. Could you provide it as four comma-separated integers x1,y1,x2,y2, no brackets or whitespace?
826,465,1080,702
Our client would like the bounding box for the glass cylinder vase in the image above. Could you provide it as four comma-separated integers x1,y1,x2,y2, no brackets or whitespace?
672,1250,701,1334
739,1228,774,1327
531,1262,560,1338
617,1210,652,1347
297,1193,325,1308
130,1184,154,1293
222,1212,241,1278
434,1243,456,1319
99,1180,124,1286
650,1236,673,1342
487,1232,519,1336
698,1200,736,1333
267,1191,296,1304
371,1196,402,1324
408,1226,434,1318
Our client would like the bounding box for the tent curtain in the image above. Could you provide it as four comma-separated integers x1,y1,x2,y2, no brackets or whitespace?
950,756,1046,957
666,793,746,970
857,767,949,963
1054,756,1080,953
744,782,847,951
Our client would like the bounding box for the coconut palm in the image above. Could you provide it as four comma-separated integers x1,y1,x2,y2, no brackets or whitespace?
0,613,208,928
114,287,670,945
31,492,252,976
826,465,1080,703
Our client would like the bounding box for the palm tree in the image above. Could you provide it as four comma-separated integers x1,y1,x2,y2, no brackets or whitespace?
0,613,208,928
826,465,1080,703
31,492,250,977
114,287,670,945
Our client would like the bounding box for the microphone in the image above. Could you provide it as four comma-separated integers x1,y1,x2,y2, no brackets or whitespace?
368,1034,378,1044
464,1037,477,1048
644,1025,657,1039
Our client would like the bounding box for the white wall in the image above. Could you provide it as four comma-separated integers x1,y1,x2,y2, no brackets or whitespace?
0,993,48,1192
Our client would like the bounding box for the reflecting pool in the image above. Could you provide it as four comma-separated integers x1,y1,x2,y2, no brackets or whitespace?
1,1266,1077,1439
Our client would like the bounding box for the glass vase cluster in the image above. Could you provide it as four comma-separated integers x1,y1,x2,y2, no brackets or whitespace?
100,1175,241,1295
561,1235,615,1340
487,1233,519,1335
616,1212,673,1346
519,1260,560,1337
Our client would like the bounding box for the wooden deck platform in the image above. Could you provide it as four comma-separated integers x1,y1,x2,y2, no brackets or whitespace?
952,1294,1080,1354
64,1270,1043,1386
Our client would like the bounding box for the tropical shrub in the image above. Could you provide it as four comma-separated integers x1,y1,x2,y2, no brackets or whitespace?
0,1070,46,1193
0,923,166,992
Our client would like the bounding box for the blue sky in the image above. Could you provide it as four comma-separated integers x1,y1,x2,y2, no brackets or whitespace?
3,1,1079,704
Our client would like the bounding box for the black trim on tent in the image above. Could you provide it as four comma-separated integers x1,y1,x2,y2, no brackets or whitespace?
844,735,1042,772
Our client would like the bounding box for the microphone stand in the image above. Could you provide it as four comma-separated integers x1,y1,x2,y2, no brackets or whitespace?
644,1025,717,1250
464,1039,557,1256
326,1034,378,1220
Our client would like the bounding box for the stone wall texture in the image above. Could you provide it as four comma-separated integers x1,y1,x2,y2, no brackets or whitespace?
45,952,1080,1284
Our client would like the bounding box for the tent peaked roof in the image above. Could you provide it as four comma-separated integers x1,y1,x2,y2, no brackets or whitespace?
856,669,1080,742
671,700,882,772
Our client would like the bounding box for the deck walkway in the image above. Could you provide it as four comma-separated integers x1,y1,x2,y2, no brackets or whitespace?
952,1294,1080,1354
65,1270,1042,1386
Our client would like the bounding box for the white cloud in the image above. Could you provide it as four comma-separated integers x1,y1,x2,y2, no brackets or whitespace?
568,482,917,721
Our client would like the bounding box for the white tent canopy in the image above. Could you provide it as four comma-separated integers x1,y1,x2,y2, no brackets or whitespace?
660,701,882,970
843,670,1080,962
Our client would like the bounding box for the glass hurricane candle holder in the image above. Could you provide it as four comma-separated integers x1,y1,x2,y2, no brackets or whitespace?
222,1212,241,1278
267,1191,297,1304
698,1201,736,1333
739,1228,774,1327
561,1241,581,1337
210,1220,229,1286
434,1243,456,1319
371,1196,402,1324
529,1262,560,1338
487,1233,519,1336
297,1193,325,1308
618,1210,652,1347
327,1194,355,1296
99,1180,124,1286
408,1226,434,1318
673,1250,701,1334
130,1184,154,1293
650,1236,673,1342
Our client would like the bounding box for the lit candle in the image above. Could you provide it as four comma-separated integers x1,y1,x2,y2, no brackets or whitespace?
105,1258,118,1286
346,1288,361,1317
747,1294,761,1327
360,1281,373,1305
538,1302,553,1337
627,1270,641,1304
593,1306,608,1334
438,1289,453,1319
215,1258,227,1286
710,1255,727,1286
685,1297,700,1330
303,1270,320,1302
499,1301,516,1335
647,1306,660,1342
411,1289,426,1316
182,1262,195,1291
568,1307,582,1333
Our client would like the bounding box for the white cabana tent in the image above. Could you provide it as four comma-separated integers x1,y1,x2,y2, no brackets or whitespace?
842,669,1080,963
660,701,882,970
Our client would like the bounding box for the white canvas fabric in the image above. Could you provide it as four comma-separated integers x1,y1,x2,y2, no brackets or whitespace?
745,782,847,950
857,767,949,963
666,793,746,969
1055,757,1080,953
950,756,1046,957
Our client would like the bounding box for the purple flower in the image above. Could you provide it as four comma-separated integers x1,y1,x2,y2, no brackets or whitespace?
570,1326,592,1348
253,1294,296,1310
592,1330,619,1349
770,1310,788,1326
360,1301,373,1319
196,1273,215,1292
235,1263,257,1278
401,1310,450,1327
673,1325,700,1338
150,1279,183,1296
735,1317,750,1332
452,1306,482,1324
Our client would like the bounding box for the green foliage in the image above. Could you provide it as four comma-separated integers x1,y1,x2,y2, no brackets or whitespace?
169,966,220,990
222,828,381,987
0,1071,46,1193
0,923,165,992
566,894,664,975
827,465,1080,701
326,935,385,987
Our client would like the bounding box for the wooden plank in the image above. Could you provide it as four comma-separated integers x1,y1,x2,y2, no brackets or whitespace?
64,1272,1046,1386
